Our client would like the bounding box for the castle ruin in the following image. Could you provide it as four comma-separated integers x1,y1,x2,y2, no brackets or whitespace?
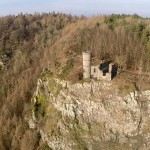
83,51,115,80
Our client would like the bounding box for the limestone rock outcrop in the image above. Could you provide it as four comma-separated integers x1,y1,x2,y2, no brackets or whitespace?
30,76,150,150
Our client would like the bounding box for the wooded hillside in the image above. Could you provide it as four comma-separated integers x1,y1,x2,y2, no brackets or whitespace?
0,13,150,149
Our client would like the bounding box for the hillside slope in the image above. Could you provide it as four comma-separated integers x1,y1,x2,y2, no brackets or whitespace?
0,14,150,149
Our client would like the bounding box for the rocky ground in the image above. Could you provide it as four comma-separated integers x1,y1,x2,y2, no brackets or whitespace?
28,75,150,150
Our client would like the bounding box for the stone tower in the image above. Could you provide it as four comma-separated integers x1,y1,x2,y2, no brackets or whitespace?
109,63,113,73
82,51,91,79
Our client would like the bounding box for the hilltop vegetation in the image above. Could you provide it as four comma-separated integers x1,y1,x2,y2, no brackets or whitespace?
0,13,150,149
0,12,79,150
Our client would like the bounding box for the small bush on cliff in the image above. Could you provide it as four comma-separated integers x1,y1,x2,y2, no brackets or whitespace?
33,95,48,118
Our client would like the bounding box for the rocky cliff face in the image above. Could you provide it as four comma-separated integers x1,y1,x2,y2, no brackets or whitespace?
29,75,150,150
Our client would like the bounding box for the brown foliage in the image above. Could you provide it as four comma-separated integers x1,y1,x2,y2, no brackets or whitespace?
0,12,78,149
0,13,150,149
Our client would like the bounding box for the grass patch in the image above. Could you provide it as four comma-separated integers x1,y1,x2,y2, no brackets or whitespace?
41,69,53,81
60,59,74,79
64,115,105,150
118,83,136,95
44,104,62,136
48,79,62,97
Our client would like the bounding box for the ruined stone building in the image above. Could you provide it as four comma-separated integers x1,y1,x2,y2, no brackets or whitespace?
82,51,117,80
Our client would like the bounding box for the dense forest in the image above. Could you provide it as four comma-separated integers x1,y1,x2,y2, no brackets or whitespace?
0,13,150,149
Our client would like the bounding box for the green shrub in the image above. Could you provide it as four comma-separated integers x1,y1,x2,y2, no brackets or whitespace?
33,95,48,118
